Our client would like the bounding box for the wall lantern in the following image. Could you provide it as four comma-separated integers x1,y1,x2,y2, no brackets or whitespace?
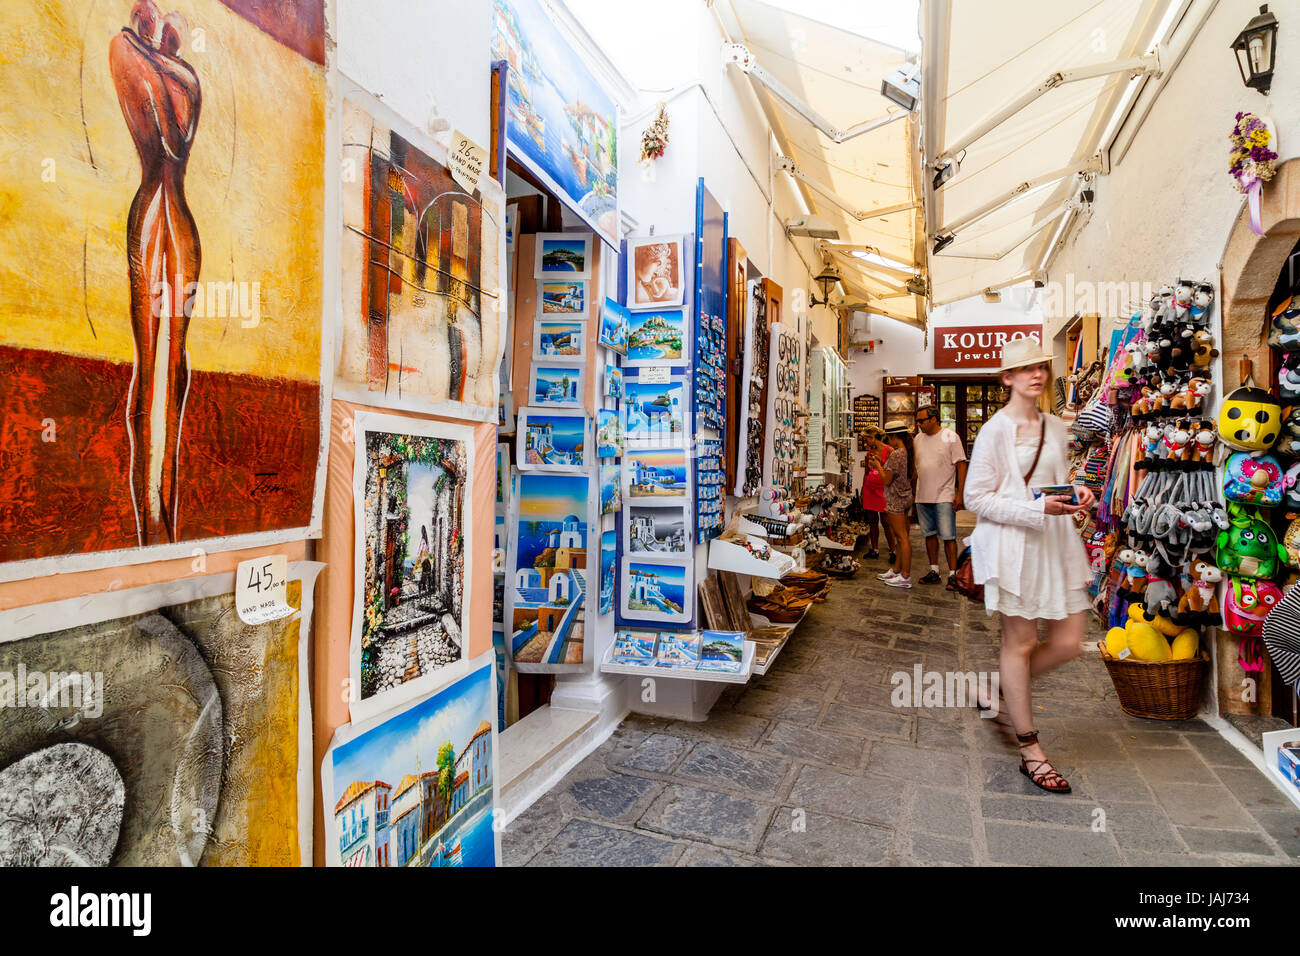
810,263,841,307
1232,4,1279,94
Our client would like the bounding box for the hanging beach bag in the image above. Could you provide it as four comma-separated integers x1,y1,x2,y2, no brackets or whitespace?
1218,387,1283,452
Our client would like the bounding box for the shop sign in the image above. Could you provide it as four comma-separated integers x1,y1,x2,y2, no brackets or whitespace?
932,324,1043,369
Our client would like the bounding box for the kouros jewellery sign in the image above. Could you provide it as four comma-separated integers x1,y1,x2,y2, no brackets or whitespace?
933,325,1044,369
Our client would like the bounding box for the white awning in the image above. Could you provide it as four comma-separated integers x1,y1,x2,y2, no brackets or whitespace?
716,0,926,327
922,0,1172,306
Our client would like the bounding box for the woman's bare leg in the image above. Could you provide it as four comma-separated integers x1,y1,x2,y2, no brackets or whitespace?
1031,612,1087,677
999,614,1049,762
888,512,911,577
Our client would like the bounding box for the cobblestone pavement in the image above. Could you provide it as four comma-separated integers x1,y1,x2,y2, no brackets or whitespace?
502,533,1300,866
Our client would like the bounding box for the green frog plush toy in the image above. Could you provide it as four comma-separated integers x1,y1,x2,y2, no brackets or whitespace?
1216,503,1286,580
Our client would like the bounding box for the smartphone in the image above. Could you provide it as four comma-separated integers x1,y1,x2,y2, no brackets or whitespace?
1032,484,1079,505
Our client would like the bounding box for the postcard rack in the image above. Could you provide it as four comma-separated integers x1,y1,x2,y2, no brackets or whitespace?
599,639,755,684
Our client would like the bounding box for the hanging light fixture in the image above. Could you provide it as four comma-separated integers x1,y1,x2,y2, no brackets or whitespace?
1232,4,1279,94
810,262,841,307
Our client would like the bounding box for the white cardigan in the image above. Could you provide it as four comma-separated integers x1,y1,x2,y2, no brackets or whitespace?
964,410,1092,595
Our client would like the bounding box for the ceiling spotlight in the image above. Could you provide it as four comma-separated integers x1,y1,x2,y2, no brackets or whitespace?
932,232,955,254
880,62,920,113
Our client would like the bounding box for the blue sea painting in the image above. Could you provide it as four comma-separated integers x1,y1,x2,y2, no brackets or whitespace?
539,237,589,274
491,0,618,247
628,562,687,616
532,365,582,406
627,308,685,363
604,364,623,399
612,629,657,661
698,631,746,673
624,379,684,442
597,408,622,458
535,320,585,357
600,530,616,615
521,412,586,468
541,281,587,315
600,298,628,355
626,449,688,500
330,662,496,867
600,464,621,515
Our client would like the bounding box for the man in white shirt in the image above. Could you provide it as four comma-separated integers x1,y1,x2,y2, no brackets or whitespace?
912,406,967,589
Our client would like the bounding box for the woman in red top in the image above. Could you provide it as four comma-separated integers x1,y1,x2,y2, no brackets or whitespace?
859,427,895,560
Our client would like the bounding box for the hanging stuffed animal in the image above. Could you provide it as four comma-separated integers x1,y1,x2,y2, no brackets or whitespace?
1269,293,1300,350
1176,557,1222,625
1185,420,1216,464
1277,406,1300,458
1190,329,1219,369
1188,281,1215,328
1169,376,1211,412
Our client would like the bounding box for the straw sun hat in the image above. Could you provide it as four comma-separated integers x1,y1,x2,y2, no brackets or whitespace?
998,335,1054,374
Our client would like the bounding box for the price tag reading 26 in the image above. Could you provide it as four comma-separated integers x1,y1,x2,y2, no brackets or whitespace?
235,554,295,625
449,129,487,195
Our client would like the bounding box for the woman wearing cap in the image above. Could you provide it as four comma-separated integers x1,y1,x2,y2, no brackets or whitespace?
964,336,1094,794
859,426,896,561
870,421,916,588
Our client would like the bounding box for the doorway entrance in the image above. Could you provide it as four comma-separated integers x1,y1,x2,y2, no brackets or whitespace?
928,377,1005,451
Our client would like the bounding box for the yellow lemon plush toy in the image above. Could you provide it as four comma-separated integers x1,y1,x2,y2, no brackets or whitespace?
1170,628,1200,661
1105,627,1129,656
1126,622,1172,661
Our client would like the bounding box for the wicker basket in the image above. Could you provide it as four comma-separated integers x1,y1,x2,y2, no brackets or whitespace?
1097,641,1209,720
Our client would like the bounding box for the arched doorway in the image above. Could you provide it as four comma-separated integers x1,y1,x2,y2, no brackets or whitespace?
1218,157,1300,723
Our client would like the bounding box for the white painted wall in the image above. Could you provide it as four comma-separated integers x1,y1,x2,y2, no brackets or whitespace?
1045,0,1300,342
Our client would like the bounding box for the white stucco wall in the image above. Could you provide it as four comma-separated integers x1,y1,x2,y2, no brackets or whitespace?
1045,0,1300,341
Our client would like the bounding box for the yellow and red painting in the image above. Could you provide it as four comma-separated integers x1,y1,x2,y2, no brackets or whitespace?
0,0,326,574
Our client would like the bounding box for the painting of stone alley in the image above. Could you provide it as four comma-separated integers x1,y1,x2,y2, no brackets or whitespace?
358,428,469,707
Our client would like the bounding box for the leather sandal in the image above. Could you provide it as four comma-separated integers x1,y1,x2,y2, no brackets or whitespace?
1016,731,1071,794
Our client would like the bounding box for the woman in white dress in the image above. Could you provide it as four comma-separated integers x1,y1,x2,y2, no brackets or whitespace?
964,337,1095,793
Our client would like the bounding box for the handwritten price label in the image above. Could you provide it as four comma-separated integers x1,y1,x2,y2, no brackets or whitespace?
235,554,295,625
639,366,671,385
449,129,487,195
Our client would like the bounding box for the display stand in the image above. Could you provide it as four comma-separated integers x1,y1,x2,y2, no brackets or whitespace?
1260,728,1300,812
745,601,814,675
599,639,754,684
707,535,796,577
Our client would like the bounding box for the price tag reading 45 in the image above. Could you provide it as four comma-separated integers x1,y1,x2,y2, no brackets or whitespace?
235,554,295,626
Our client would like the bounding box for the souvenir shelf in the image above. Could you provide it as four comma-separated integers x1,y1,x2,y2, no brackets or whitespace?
707,534,796,577
1261,728,1300,813
743,604,813,676
599,639,755,684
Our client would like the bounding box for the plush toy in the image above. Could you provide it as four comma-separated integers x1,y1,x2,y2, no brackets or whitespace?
1172,279,1194,322
1160,420,1191,461
1176,557,1222,621
1132,382,1163,416
1119,548,1150,596
1218,387,1283,452
1190,329,1219,369
1269,294,1300,350
1188,281,1215,327
1277,406,1300,457
1280,357,1300,402
1185,420,1216,463
1142,554,1179,623
1169,376,1211,412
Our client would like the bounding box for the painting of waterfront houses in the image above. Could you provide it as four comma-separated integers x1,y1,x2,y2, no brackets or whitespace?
541,281,587,316
328,660,497,867
624,379,684,444
518,409,587,471
600,298,628,355
509,473,589,668
600,464,621,515
490,0,618,248
604,363,623,399
654,629,700,668
626,308,686,364
612,630,657,662
531,365,583,407
536,235,591,277
627,504,688,557
628,562,687,616
626,449,688,501
698,631,745,673
535,319,586,357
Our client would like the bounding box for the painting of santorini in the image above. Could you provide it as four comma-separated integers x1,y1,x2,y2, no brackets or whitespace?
612,630,657,664
535,234,591,278
531,364,583,407
698,631,746,673
597,408,623,458
352,416,474,721
626,449,688,501
627,235,686,309
626,505,688,558
600,464,621,515
599,530,616,615
509,473,589,669
626,308,687,364
540,281,588,316
628,562,688,617
625,379,685,444
327,659,497,867
491,0,618,248
517,409,587,472
654,629,700,668
534,319,586,359
605,363,623,399
600,298,628,355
